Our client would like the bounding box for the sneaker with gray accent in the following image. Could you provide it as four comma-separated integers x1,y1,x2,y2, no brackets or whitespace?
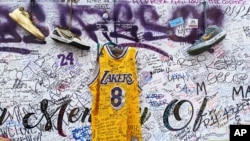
51,27,90,50
187,25,226,55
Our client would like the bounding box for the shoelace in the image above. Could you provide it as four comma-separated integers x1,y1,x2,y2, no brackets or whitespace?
56,0,80,40
59,28,81,40
67,0,79,30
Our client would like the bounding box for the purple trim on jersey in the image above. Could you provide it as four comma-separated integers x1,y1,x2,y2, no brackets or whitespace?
87,67,100,86
105,45,128,59
97,46,104,58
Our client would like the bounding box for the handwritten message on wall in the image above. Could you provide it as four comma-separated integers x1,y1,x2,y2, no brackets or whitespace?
0,0,250,140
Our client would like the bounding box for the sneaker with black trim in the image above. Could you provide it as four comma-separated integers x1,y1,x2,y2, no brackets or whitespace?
9,7,45,41
51,27,90,50
187,25,226,55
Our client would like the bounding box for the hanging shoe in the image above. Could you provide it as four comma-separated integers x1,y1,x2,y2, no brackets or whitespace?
187,25,226,55
51,27,90,50
9,7,45,41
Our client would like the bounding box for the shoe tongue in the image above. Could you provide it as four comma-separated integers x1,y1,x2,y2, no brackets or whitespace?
61,29,81,40
62,30,74,38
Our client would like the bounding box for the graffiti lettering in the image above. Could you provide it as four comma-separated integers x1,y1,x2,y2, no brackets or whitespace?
163,99,194,131
163,97,208,132
0,2,224,46
0,108,7,125
207,72,248,85
17,99,151,137
232,85,250,100
201,100,250,129
197,82,207,95
222,0,246,5
57,52,74,66
192,97,208,131
22,99,71,136
140,107,151,125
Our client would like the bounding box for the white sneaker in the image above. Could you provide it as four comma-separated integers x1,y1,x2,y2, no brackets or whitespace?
51,27,90,50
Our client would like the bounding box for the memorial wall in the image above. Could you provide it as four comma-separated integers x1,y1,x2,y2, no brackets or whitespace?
0,0,250,140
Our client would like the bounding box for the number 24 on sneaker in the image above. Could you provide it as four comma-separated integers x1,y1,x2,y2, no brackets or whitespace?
51,27,90,50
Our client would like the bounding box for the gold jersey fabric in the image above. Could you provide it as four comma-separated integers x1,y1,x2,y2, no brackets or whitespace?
88,44,142,141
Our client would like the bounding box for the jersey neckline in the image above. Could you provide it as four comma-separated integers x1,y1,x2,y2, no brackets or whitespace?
105,44,128,59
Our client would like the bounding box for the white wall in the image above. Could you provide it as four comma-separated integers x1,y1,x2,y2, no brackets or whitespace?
0,0,250,140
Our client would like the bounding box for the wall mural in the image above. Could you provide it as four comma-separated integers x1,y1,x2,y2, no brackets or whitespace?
0,0,250,140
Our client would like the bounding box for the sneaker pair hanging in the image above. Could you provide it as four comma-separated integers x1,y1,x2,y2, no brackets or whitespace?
187,25,227,55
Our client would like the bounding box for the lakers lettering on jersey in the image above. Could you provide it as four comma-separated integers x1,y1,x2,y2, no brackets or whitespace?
88,44,142,141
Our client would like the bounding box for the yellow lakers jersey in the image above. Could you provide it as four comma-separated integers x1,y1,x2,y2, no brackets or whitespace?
88,44,142,141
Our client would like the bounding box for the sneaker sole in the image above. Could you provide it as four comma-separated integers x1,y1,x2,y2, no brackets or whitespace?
188,31,227,55
9,12,45,41
51,34,90,50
